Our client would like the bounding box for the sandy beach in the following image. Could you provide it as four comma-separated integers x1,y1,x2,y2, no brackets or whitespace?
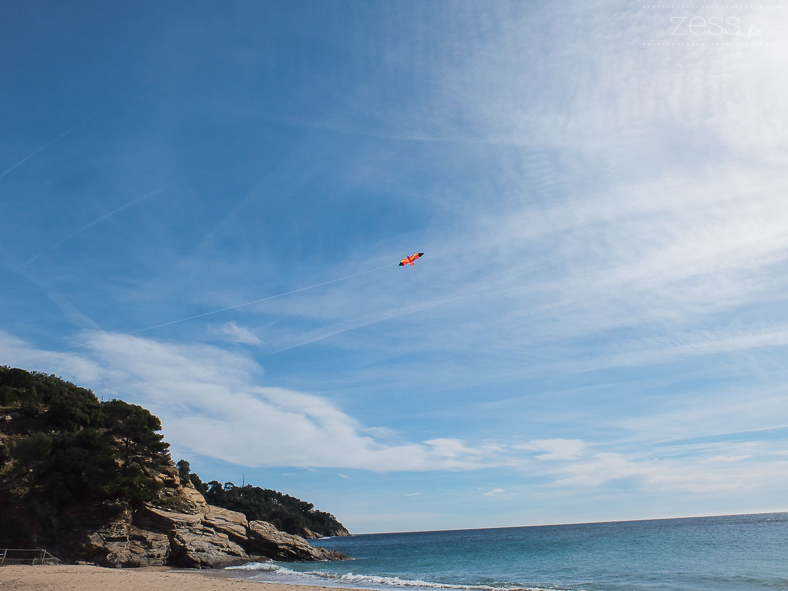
0,565,359,591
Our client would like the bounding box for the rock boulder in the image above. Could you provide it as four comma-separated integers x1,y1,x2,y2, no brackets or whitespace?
82,502,170,568
81,476,349,568
248,520,349,561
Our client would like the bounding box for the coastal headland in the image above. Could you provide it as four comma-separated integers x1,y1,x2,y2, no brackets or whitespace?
0,564,363,591
0,367,349,567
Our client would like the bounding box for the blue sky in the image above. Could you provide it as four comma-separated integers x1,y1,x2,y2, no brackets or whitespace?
2,1,788,533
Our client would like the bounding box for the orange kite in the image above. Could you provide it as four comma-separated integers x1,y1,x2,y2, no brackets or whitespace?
399,252,424,266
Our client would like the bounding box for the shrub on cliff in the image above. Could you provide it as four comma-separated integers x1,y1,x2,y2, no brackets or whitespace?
202,479,347,537
0,365,348,548
0,366,171,545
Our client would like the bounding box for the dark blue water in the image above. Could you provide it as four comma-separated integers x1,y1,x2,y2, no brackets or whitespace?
226,513,788,591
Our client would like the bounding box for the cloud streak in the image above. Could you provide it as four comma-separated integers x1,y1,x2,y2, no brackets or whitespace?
3,330,788,498
1,331,513,471
211,321,262,345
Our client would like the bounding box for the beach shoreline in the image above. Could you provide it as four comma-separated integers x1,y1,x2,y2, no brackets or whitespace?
0,565,366,591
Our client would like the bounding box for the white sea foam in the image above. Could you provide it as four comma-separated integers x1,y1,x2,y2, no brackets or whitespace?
224,562,556,591
226,561,278,571
337,572,528,590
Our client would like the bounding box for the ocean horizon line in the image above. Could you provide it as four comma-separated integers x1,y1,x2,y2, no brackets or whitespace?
349,509,788,536
230,513,788,591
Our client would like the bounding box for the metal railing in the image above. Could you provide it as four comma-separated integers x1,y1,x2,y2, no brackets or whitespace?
0,549,61,566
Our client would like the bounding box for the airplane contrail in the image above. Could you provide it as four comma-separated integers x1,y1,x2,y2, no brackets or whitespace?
23,178,186,265
55,262,398,352
1,85,177,183
0,106,111,181
262,291,475,357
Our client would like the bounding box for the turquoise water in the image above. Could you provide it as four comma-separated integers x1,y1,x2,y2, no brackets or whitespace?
227,513,788,591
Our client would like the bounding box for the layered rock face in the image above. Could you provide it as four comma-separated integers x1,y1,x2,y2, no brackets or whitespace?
81,466,348,568
246,521,347,561
301,524,351,538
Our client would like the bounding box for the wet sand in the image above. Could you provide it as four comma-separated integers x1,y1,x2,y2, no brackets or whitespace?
0,565,361,591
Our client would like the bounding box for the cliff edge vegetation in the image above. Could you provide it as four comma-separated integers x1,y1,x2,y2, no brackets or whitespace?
184,465,349,538
0,366,348,565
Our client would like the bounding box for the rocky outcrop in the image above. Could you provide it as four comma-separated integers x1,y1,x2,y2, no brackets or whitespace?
139,489,248,568
247,520,347,561
0,367,351,569
302,524,351,538
82,502,170,568
325,524,351,537
81,473,349,568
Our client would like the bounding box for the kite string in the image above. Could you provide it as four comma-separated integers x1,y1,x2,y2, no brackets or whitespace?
55,262,397,351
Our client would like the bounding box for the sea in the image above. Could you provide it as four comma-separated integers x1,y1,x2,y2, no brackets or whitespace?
223,513,788,591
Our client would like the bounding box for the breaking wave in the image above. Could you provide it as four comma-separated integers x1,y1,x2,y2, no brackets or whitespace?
227,561,280,571
226,562,553,591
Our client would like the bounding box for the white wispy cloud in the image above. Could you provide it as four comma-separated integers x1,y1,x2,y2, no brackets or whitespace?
703,455,751,464
211,321,263,345
266,6,788,385
586,325,788,371
0,331,512,472
3,330,788,497
483,488,505,496
516,439,586,461
552,452,788,494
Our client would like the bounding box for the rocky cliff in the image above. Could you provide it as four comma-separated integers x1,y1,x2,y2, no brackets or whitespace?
0,366,350,568
194,474,351,539
75,463,348,568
